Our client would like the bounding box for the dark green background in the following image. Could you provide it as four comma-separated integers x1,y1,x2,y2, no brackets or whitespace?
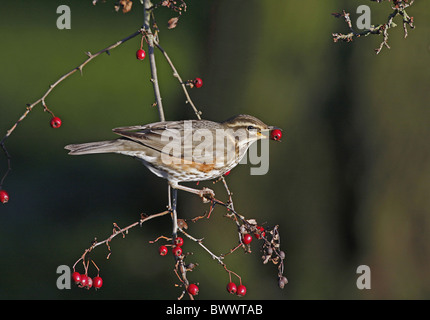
1,0,429,299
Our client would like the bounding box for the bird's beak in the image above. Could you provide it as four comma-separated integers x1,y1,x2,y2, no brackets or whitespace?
268,126,282,131
256,126,282,139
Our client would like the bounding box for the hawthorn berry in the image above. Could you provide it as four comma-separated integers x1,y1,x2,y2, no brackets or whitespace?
86,276,93,289
174,237,184,247
270,129,282,141
0,190,9,204
254,226,265,239
79,275,88,287
71,272,81,284
172,246,183,257
50,116,62,128
226,282,237,294
224,170,231,176
237,284,247,297
93,276,103,289
159,245,168,256
242,233,252,245
193,77,203,88
188,283,199,296
136,49,146,60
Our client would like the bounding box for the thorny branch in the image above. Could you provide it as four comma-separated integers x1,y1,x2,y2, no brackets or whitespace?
154,40,202,120
74,173,288,299
0,29,142,188
332,0,415,54
2,0,287,299
73,210,170,267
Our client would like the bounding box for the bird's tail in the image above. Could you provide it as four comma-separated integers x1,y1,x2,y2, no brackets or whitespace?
65,140,131,155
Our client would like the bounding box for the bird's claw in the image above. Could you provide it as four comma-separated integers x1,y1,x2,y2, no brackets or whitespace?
200,187,215,203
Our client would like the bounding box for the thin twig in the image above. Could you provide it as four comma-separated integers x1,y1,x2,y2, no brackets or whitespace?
178,226,243,286
74,210,170,269
332,0,415,54
0,28,142,186
143,0,165,121
179,227,225,266
154,40,202,120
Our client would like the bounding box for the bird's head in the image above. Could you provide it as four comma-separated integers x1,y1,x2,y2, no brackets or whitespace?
222,114,282,144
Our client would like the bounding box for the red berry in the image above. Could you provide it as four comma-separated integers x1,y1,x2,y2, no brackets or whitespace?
80,275,88,287
72,272,81,284
93,276,103,289
136,49,146,60
242,233,252,245
0,190,9,204
174,237,184,247
188,283,199,296
237,284,247,297
86,277,93,289
226,282,237,294
270,129,282,141
194,77,203,88
50,117,62,128
254,226,265,239
172,246,182,257
159,245,168,256
224,170,231,176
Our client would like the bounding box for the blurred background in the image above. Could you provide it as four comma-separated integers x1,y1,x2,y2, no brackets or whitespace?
0,0,429,299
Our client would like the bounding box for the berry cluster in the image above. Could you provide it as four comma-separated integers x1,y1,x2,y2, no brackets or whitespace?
156,234,250,298
72,271,103,290
242,225,266,245
226,282,247,297
158,237,202,297
158,236,185,257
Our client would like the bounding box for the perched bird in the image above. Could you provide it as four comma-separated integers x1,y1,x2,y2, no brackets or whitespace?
65,114,280,199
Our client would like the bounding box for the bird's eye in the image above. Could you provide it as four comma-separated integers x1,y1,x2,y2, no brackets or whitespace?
247,125,256,131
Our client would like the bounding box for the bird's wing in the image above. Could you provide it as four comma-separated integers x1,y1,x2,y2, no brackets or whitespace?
112,121,185,154
112,120,232,166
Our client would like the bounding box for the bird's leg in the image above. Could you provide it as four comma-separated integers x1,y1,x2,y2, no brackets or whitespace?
169,182,215,203
168,185,178,239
